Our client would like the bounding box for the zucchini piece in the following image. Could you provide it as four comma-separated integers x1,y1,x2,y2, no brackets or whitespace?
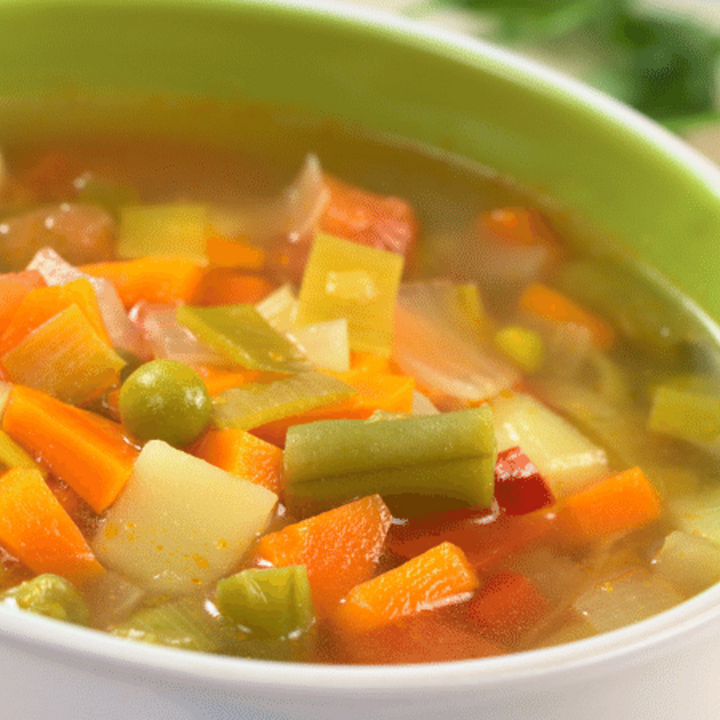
284,407,496,517
177,304,311,374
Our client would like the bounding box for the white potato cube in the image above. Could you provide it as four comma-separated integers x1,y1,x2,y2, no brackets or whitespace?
92,440,278,595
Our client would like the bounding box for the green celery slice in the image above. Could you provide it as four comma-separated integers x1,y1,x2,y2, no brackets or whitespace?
4,574,89,626
284,407,496,516
119,203,208,261
296,232,404,356
212,371,356,431
0,428,46,477
648,384,720,452
177,304,311,374
215,566,314,640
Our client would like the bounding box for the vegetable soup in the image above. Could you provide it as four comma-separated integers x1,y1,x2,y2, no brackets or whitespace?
0,118,719,666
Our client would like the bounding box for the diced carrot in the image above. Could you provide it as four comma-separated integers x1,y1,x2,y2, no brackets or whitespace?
333,542,479,636
555,466,662,546
190,364,265,396
340,608,504,664
205,232,265,270
319,175,419,257
192,268,274,306
252,371,415,446
350,351,394,375
465,571,552,647
192,429,283,495
518,283,615,351
0,277,111,356
252,494,392,617
2,386,139,513
0,270,46,331
480,208,563,253
81,256,205,308
0,467,104,585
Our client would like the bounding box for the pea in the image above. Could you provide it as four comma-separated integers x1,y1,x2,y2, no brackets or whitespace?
119,359,212,448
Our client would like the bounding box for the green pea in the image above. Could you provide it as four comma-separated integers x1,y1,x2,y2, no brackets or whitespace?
119,359,212,448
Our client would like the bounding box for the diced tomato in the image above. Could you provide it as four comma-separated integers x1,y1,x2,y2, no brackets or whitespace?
494,446,555,516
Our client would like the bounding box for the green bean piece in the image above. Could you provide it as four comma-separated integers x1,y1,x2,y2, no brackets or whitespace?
215,566,314,640
284,407,496,517
176,304,311,374
4,574,90,626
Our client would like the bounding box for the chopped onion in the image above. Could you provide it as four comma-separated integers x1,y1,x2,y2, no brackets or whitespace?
393,281,519,406
289,319,350,373
26,247,149,359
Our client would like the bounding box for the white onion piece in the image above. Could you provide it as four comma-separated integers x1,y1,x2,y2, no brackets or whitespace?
26,247,149,359
393,281,520,405
289,319,350,373
208,154,329,245
130,302,230,367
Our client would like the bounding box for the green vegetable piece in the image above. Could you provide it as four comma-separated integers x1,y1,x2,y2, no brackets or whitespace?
176,304,311,374
112,598,234,653
494,325,545,372
215,566,314,640
212,371,356,431
284,407,496,517
296,233,404,356
0,428,46,477
4,574,89,626
648,384,720,452
75,173,140,220
119,359,212,447
119,203,208,261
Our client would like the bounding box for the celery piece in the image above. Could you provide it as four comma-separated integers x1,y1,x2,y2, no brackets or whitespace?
119,203,208,261
75,173,140,220
284,407,496,517
494,325,545,372
0,428,46,478
215,566,314,640
296,233,404,356
649,384,720,453
177,304,311,374
212,371,356,431
1,304,126,406
112,598,234,653
3,574,89,626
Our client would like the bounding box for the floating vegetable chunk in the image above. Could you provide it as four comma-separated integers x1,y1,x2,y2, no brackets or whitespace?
92,440,278,595
296,233,404,356
3,573,90,626
283,407,496,517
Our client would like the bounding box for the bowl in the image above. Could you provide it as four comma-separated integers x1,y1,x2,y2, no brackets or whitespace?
2,1,720,719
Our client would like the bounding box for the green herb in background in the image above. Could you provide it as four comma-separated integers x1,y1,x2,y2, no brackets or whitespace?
406,0,720,128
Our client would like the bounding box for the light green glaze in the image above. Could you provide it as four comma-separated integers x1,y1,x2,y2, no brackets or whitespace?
0,0,719,321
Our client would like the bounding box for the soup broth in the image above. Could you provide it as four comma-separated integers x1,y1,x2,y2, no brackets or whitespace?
0,113,719,666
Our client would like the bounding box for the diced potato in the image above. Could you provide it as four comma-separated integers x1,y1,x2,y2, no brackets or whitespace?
653,530,720,596
492,391,609,498
92,440,278,595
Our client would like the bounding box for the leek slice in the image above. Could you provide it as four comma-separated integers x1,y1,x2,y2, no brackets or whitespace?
1,304,125,406
118,203,208,261
177,304,311,374
296,233,404,356
284,407,496,517
215,566,314,640
212,371,356,431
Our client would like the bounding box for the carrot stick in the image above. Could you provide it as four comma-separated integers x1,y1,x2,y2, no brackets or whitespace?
192,268,274,306
480,207,563,253
555,466,662,545
0,270,46,331
465,571,552,646
333,541,479,636
192,429,283,495
252,494,392,617
0,467,104,585
205,232,265,270
252,371,415,446
190,364,264,396
2,385,139,513
0,277,111,356
518,283,616,351
81,256,205,308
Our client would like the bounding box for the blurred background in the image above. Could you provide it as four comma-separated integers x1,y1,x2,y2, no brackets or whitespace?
332,0,720,165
